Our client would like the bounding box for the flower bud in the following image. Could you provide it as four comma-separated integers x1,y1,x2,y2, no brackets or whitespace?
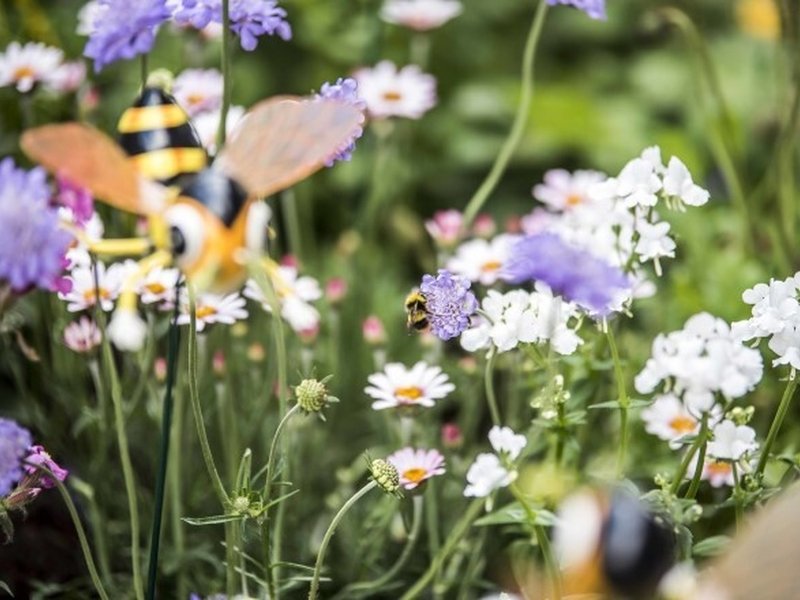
212,351,226,378
325,277,348,304
295,377,337,414
472,213,496,238
154,357,167,383
108,307,147,352
362,315,386,346
247,342,265,362
370,458,401,496
441,423,463,449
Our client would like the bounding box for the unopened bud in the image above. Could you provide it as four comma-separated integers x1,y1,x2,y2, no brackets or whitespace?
370,459,401,496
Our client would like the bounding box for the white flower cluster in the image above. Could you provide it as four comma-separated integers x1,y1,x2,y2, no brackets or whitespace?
522,147,711,304
0,41,85,94
686,420,759,488
733,273,800,370
464,426,527,498
635,313,763,411
460,286,583,356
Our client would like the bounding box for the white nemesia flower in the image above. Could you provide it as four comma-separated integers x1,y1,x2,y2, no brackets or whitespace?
641,394,701,449
63,317,102,353
60,262,126,312
0,42,64,93
353,61,436,120
463,453,514,498
244,266,322,333
447,234,518,286
380,0,463,31
634,220,676,264
193,105,246,154
707,420,758,461
460,287,583,355
172,68,223,117
386,447,446,489
177,292,248,332
488,426,527,460
663,157,710,207
365,361,454,410
533,169,606,212
685,455,736,488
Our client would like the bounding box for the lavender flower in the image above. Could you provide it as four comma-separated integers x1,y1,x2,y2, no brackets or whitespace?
24,445,68,489
173,0,292,51
83,0,172,72
546,0,606,20
314,77,366,165
0,418,32,496
0,158,73,293
419,269,478,340
503,233,629,316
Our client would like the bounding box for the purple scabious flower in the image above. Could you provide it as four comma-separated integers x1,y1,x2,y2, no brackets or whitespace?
314,77,366,165
503,233,629,316
54,174,94,225
0,418,33,497
24,445,68,489
83,0,172,72
174,0,292,51
546,0,606,20
420,269,478,341
0,158,73,293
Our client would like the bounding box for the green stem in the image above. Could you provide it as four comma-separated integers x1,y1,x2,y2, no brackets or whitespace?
146,314,181,600
100,318,144,600
732,462,743,533
261,403,301,599
308,480,379,600
606,327,629,478
187,284,229,505
511,485,561,600
140,54,148,90
30,465,110,600
462,0,548,228
399,499,484,600
685,416,709,500
282,188,303,260
484,350,501,426
170,384,188,600
216,0,232,150
755,373,799,479
669,428,708,495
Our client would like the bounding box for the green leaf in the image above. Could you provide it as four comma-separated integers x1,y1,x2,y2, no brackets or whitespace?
588,399,652,410
474,502,557,527
693,535,731,557
182,513,247,526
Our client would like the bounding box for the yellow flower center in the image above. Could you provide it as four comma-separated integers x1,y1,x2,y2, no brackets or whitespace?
186,93,205,106
402,467,428,484
382,90,403,102
82,287,110,304
145,282,167,295
481,260,502,273
565,193,584,206
394,386,424,402
669,415,696,435
196,305,217,319
13,66,35,81
705,461,732,477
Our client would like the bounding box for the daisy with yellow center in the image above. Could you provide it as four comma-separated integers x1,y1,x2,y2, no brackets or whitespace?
138,266,181,307
172,68,223,117
386,448,446,490
177,292,248,332
365,361,455,410
353,60,436,120
447,234,519,286
0,41,65,93
59,261,126,312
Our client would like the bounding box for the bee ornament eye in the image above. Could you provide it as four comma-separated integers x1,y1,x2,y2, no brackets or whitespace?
164,203,206,268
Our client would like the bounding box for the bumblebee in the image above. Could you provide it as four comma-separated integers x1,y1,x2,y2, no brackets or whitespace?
404,289,430,332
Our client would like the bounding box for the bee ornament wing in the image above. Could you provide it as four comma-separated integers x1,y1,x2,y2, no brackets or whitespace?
697,483,800,600
216,96,364,199
21,123,168,215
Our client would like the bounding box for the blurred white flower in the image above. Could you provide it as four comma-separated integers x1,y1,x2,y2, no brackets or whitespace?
663,157,710,207
193,105,246,154
380,0,463,31
63,317,102,353
707,420,758,461
244,265,322,334
634,220,676,266
172,68,223,117
447,234,518,286
488,425,527,460
553,491,604,569
107,307,148,352
386,447,446,489
0,41,64,93
365,361,454,410
533,169,606,212
463,453,514,498
77,0,105,35
177,292,248,332
60,262,126,312
353,61,436,119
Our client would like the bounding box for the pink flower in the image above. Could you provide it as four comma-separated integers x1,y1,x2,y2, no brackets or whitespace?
472,213,497,238
363,315,387,345
387,447,446,490
425,209,463,247
325,277,348,304
63,317,101,353
24,445,68,489
441,423,463,448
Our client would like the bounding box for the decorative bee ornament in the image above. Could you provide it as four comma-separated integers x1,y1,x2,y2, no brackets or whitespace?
22,81,364,349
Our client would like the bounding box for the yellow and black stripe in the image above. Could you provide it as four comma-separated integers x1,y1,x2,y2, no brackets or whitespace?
118,86,207,185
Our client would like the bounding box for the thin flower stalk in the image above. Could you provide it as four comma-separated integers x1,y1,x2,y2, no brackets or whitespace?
755,372,799,479
484,349,501,426
462,0,549,228
606,327,630,478
670,427,708,496
512,485,562,600
685,415,709,500
308,480,379,600
217,0,232,149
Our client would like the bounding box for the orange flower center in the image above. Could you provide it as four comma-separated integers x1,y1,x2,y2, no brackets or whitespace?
481,260,502,273
669,415,696,435
395,386,423,402
13,66,35,81
186,93,205,106
706,461,732,477
402,467,428,484
382,90,403,102
196,305,217,319
146,283,167,295
82,288,110,304
565,193,584,206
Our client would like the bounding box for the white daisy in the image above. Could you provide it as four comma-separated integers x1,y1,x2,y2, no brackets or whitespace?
138,266,181,307
532,169,606,212
641,394,701,449
0,42,64,93
63,317,102,353
177,292,248,332
192,105,246,154
60,262,126,312
386,447,446,490
447,234,519,286
365,361,454,410
380,0,463,31
353,61,436,120
172,68,223,117
244,265,322,333
463,453,514,498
